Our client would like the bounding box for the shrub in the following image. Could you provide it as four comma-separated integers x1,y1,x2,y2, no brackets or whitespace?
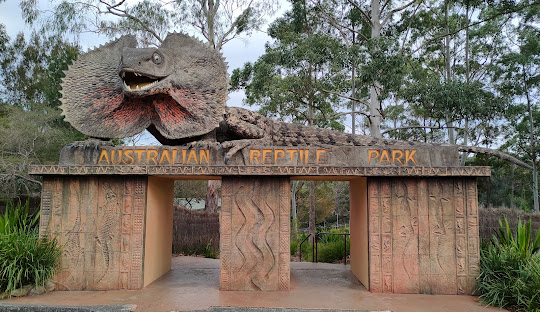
0,201,61,295
293,230,350,263
290,239,299,255
317,240,350,263
476,217,540,311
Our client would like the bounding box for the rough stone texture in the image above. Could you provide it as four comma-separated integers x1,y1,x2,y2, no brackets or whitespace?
39,176,147,290
367,178,480,295
60,33,227,140
220,177,290,290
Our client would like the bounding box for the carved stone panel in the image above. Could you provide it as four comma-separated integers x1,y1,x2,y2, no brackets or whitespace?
220,176,290,290
367,177,479,295
39,176,147,290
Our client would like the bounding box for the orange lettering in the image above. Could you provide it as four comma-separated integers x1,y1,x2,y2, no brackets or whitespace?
274,149,285,163
111,150,123,165
134,150,144,164
172,149,177,165
159,150,171,164
379,150,391,164
147,150,158,165
250,150,261,164
405,150,417,165
187,150,198,164
287,149,298,164
98,150,110,165
368,150,380,165
316,150,327,164
392,150,404,165
263,149,273,164
123,150,134,165
200,149,209,164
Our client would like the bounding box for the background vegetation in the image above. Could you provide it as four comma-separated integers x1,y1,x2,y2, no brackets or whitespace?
476,217,540,311
0,201,61,296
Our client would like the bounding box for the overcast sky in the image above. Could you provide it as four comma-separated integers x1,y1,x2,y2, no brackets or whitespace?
0,0,288,107
0,0,290,144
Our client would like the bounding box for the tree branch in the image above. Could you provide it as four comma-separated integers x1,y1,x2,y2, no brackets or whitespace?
321,89,370,106
0,174,42,186
409,1,539,56
100,1,164,42
382,0,419,27
346,0,372,26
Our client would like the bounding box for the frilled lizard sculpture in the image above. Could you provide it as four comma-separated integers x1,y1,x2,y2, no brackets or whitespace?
60,33,531,169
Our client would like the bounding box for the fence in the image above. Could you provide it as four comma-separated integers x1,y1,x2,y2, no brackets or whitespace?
479,208,540,242
172,205,220,255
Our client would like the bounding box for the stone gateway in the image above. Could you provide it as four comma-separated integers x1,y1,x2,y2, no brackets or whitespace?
30,33,524,295
32,144,485,294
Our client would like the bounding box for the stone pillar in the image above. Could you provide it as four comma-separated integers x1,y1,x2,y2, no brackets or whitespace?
39,176,147,290
349,178,369,289
220,176,290,290
367,178,480,295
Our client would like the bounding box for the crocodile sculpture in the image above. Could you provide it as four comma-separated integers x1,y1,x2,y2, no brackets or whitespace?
60,33,532,169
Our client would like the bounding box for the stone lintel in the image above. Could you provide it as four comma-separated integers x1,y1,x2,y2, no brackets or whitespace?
29,165,491,177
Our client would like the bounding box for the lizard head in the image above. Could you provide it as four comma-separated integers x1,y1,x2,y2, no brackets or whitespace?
60,33,228,141
119,48,171,93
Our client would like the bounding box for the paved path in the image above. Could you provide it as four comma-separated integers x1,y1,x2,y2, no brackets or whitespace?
2,256,504,312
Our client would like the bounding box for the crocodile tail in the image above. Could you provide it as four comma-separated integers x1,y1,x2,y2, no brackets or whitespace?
457,146,532,170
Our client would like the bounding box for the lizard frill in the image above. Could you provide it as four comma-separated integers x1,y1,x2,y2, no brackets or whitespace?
60,33,228,140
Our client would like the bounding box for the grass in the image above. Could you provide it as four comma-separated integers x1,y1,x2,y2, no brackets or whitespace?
476,217,540,312
0,201,62,295
292,228,350,263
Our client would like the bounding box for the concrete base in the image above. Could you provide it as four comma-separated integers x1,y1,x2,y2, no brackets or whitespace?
3,256,501,312
220,177,291,290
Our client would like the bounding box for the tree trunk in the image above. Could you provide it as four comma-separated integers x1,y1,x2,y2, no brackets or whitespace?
291,180,298,240
460,3,470,165
351,28,356,136
204,180,220,212
524,68,539,212
444,0,455,145
309,181,316,242
369,0,382,138
511,164,515,209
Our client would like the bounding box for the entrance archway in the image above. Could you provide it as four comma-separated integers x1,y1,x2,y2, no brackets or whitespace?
31,144,485,294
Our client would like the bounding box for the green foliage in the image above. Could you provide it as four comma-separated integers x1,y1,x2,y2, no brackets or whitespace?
476,217,540,311
496,217,540,258
476,244,540,311
292,229,350,264
174,239,220,259
317,239,350,263
0,201,61,295
0,201,38,235
203,239,219,259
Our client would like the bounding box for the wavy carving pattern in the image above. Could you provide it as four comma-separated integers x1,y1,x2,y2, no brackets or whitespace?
221,177,289,291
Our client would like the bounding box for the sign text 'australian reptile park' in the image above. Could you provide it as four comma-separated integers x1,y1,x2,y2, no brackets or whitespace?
28,145,491,177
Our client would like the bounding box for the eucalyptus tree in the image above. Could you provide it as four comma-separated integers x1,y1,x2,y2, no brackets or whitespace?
308,0,422,138
496,22,540,212
231,0,349,237
0,30,84,199
21,0,277,48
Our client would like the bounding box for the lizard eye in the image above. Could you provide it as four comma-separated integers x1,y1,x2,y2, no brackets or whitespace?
152,52,162,64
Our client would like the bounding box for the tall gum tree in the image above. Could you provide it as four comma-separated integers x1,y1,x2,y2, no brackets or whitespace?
231,0,349,239
311,0,422,138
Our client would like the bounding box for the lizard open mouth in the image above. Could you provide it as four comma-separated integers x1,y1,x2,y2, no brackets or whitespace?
120,71,164,91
